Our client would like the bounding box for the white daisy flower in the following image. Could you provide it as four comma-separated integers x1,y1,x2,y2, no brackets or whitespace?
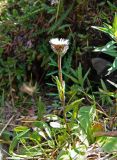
49,38,69,56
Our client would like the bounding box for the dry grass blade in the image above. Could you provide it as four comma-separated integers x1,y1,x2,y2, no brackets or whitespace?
0,115,14,136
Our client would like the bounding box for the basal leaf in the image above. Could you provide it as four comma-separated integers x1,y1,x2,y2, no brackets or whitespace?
9,129,30,156
98,137,117,153
78,105,96,143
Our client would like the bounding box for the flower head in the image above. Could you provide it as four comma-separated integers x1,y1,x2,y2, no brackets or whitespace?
20,83,36,96
49,38,69,56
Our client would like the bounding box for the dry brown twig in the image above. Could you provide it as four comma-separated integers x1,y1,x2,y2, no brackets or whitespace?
94,131,117,137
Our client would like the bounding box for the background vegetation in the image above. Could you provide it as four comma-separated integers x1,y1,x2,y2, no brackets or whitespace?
0,0,117,159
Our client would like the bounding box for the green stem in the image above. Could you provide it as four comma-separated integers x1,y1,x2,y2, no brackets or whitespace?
55,0,61,22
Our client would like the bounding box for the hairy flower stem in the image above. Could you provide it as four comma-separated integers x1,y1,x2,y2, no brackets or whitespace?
58,55,65,106
58,55,62,86
57,55,70,134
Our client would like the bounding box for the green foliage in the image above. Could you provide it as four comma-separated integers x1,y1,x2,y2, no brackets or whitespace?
54,76,65,104
98,137,117,153
9,121,55,158
78,105,96,144
92,13,117,75
48,2,73,33
92,13,117,40
0,1,117,159
6,101,98,159
36,97,46,120
94,41,117,57
98,79,113,105
66,63,91,101
57,145,87,160
107,1,117,11
65,98,83,114
65,63,90,88
0,0,76,109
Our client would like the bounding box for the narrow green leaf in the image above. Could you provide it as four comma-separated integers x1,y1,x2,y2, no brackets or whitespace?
36,97,46,120
92,25,114,38
107,57,117,74
64,73,78,84
9,129,30,155
65,98,84,113
48,3,74,33
14,126,29,133
94,41,117,57
83,68,90,82
46,70,58,76
77,63,83,87
113,13,117,33
107,1,117,11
